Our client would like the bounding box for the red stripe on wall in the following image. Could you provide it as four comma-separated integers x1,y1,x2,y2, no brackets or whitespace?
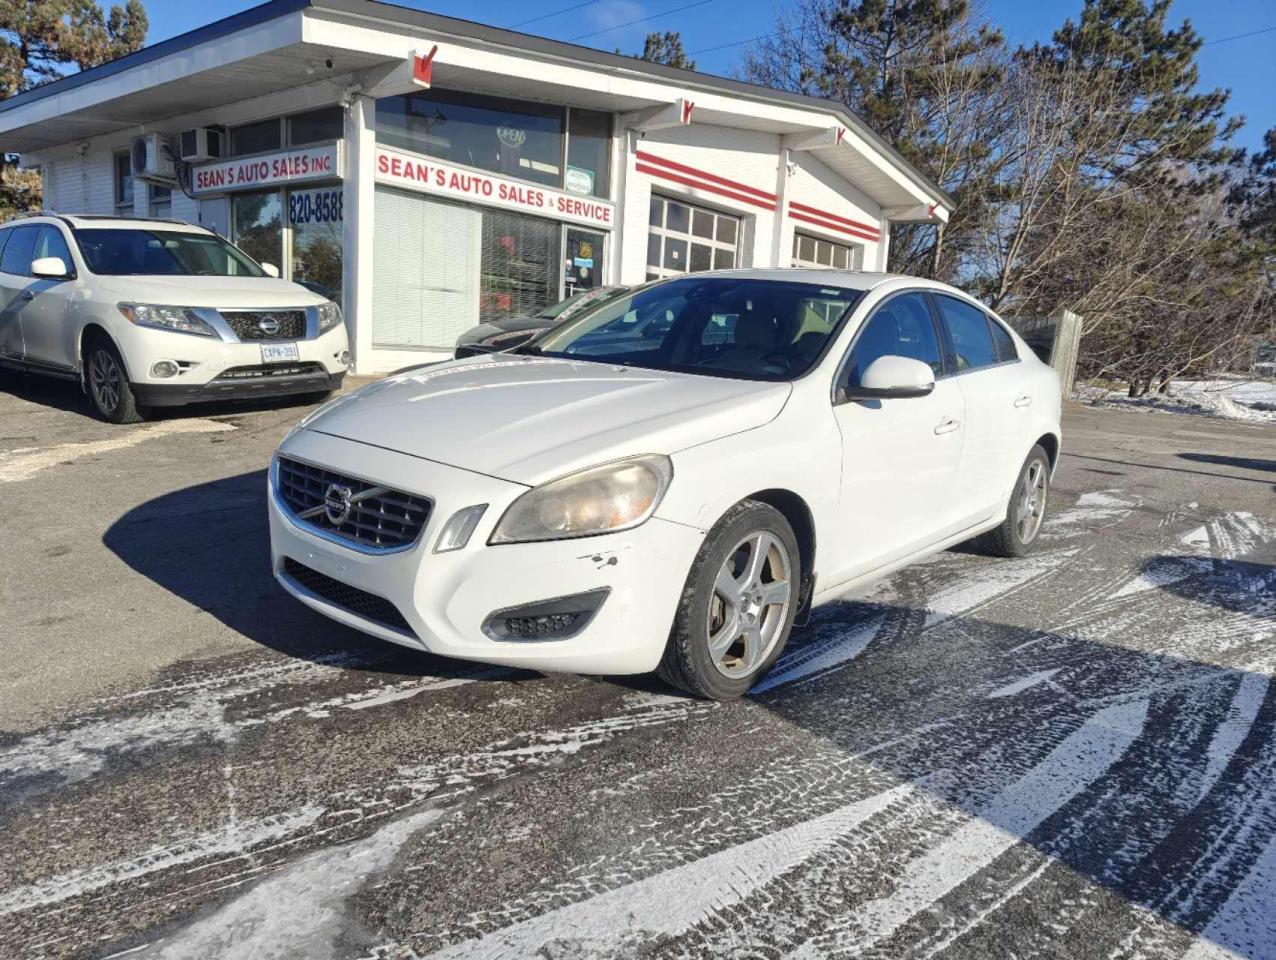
789,210,880,243
635,150,777,203
788,200,880,238
636,163,776,211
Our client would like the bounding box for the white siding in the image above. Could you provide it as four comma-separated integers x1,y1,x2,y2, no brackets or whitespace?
785,152,884,270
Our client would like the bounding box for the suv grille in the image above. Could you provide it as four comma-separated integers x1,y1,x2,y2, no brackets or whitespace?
282,558,414,635
221,310,307,341
276,456,432,551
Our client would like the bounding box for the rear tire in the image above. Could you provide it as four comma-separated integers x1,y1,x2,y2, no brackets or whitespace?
971,444,1051,558
657,500,800,700
85,339,146,424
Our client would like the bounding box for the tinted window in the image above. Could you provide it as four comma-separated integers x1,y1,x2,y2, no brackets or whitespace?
843,292,943,387
565,108,610,198
289,107,343,146
230,118,281,156
74,229,265,277
114,153,133,209
35,227,74,272
377,88,564,188
935,294,998,371
0,225,39,276
534,276,862,381
989,317,1018,363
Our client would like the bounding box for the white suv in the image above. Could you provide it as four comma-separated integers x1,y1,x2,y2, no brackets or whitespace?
0,214,349,423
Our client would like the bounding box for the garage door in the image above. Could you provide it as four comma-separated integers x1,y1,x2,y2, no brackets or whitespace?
646,195,740,281
373,187,481,350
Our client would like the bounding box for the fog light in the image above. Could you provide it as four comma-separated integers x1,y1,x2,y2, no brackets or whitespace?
151,360,178,378
339,349,351,366
482,588,610,642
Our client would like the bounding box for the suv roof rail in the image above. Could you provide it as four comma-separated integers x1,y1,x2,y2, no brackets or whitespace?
69,213,195,226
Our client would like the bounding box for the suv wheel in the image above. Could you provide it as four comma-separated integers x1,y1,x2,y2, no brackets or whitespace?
87,340,147,424
657,500,800,699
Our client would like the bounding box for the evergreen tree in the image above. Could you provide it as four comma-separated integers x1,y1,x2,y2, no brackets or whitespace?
640,31,695,70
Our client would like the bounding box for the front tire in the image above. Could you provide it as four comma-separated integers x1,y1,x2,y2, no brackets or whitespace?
86,340,146,424
972,444,1051,558
657,500,800,700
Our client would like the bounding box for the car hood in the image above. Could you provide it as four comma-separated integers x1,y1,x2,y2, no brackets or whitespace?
96,275,328,309
303,356,792,485
456,316,550,344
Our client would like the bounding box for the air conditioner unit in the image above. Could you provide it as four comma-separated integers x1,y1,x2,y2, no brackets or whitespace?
179,127,223,163
130,133,176,183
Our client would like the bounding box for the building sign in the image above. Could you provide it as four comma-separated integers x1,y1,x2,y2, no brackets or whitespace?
375,146,615,231
192,142,344,195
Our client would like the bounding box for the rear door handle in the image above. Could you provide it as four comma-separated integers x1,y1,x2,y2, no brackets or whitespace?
1014,394,1033,408
935,416,961,435
19,290,34,302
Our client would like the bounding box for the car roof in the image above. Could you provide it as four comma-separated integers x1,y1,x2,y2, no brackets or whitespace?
1,213,211,233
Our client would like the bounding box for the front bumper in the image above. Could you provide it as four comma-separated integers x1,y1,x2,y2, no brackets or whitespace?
135,366,344,406
267,430,705,674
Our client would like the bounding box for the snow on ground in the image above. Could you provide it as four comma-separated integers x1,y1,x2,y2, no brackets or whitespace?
1077,378,1276,423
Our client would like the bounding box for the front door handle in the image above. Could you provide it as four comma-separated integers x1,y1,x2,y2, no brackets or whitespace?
935,416,961,435
19,290,34,302
1014,394,1033,408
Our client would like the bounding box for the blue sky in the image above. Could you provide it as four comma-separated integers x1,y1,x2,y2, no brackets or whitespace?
141,0,1274,153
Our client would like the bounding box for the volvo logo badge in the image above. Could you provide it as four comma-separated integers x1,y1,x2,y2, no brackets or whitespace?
323,483,354,526
258,315,281,337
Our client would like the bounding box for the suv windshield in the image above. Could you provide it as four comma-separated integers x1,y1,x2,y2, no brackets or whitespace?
73,229,266,278
535,286,626,322
529,276,863,381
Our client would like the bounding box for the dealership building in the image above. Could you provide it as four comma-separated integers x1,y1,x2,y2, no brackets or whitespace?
0,0,952,374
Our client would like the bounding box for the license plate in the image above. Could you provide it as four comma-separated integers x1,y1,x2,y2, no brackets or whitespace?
261,342,300,363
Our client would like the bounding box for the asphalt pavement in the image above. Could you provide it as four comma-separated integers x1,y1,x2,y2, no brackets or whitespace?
1,371,1274,960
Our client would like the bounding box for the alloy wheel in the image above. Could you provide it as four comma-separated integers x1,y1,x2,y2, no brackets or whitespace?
90,348,121,415
707,531,793,679
1016,459,1047,544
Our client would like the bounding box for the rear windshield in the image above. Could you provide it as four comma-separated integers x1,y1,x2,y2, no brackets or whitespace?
73,229,265,277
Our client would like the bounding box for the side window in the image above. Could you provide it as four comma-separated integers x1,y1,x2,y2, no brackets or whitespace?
935,294,998,372
843,292,943,387
34,227,74,272
988,316,1018,363
0,225,40,276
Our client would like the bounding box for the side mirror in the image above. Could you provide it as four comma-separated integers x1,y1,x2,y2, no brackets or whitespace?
840,355,936,402
260,262,280,278
31,256,70,279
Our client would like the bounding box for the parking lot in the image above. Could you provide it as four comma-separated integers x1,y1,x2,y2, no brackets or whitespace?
1,374,1274,959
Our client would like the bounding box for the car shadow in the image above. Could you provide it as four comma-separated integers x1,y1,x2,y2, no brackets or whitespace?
1136,555,1276,615
1178,452,1276,473
2,367,331,423
101,468,489,681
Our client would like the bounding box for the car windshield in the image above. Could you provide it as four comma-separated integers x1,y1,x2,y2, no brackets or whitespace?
534,286,625,321
73,229,266,277
528,276,863,381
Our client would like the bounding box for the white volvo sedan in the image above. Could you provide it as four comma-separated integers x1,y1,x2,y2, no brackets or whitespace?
268,270,1061,698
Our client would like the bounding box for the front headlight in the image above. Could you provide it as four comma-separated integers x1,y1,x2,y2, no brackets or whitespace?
117,303,218,338
489,455,673,544
317,301,343,334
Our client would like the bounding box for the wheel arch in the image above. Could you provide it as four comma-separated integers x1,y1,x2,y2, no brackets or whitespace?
738,487,817,625
1034,431,1060,473
79,323,130,385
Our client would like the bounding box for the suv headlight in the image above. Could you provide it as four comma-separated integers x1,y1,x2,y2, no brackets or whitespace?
317,301,343,334
117,303,218,338
489,455,673,544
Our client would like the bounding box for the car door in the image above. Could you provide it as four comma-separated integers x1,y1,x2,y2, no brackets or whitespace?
18,226,81,373
829,290,967,584
931,293,1028,521
0,225,40,366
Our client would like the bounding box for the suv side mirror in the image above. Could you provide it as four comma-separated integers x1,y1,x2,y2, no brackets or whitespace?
260,262,280,278
31,256,70,279
840,355,936,402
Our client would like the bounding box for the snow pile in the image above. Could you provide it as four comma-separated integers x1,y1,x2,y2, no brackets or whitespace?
1078,379,1276,423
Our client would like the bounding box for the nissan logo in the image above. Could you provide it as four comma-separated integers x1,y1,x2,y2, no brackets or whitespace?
323,483,354,526
257,315,281,337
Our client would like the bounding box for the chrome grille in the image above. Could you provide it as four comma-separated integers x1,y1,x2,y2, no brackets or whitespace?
221,310,307,341
276,457,431,551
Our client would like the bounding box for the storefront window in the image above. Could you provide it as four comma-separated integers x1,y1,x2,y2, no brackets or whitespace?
565,108,610,198
114,153,133,214
289,186,344,305
288,107,343,146
232,191,282,269
480,209,559,321
230,118,281,156
148,183,171,218
377,88,563,188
